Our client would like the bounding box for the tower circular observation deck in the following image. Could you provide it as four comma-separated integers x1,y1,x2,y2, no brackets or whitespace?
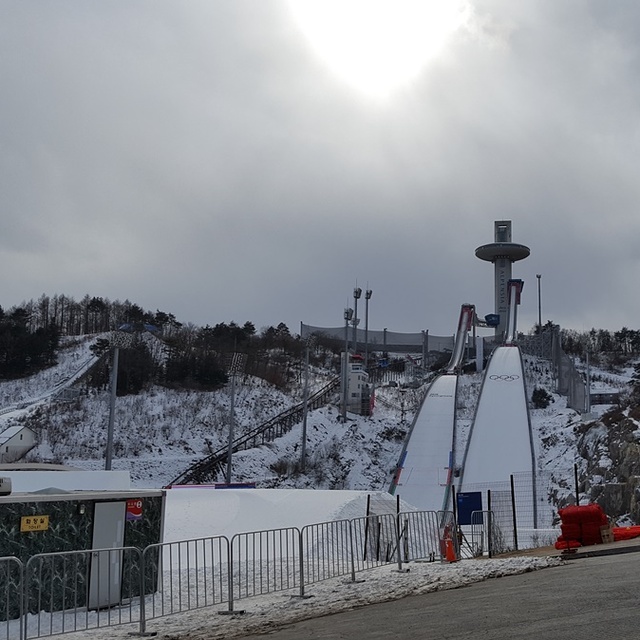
475,242,530,262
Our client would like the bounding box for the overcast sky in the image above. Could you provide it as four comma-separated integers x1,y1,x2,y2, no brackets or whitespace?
2,1,639,337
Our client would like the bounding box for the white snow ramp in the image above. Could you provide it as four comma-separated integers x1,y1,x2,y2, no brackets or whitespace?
460,346,534,486
391,374,457,511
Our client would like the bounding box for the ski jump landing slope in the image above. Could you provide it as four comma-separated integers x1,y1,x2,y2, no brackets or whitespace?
390,374,457,512
459,345,535,490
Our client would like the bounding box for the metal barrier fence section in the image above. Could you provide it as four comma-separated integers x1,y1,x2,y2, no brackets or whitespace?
0,509,516,639
143,536,230,624
24,547,142,639
0,556,23,640
350,514,401,572
399,511,453,562
469,510,490,556
230,527,300,611
300,519,355,593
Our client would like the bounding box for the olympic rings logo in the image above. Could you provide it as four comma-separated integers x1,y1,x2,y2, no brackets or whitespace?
489,374,520,381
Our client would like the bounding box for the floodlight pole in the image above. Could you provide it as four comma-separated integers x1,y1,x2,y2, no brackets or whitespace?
224,352,247,485
585,349,591,415
226,370,236,485
353,287,362,353
301,336,315,471
105,346,119,471
364,289,372,370
105,327,135,471
342,308,353,422
536,274,542,334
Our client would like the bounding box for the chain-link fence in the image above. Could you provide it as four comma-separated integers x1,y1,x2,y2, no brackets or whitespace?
300,323,454,355
519,330,588,413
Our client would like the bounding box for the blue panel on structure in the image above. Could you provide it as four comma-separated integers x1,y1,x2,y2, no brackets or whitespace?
457,491,483,525
484,314,500,327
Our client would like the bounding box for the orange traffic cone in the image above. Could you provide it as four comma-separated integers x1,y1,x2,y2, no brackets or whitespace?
445,538,458,563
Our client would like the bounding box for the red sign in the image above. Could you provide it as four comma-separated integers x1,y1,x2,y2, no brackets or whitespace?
126,499,143,521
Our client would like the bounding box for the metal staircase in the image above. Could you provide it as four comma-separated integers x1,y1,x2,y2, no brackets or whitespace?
167,376,340,486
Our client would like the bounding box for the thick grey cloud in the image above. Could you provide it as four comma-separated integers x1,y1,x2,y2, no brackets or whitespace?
2,0,640,337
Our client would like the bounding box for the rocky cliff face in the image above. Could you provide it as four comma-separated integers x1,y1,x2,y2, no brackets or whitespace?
578,403,640,522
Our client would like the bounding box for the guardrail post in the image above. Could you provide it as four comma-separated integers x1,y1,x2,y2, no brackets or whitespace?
227,538,235,613
219,535,244,615
14,558,25,640
298,528,305,598
393,514,407,573
348,520,356,582
138,548,149,637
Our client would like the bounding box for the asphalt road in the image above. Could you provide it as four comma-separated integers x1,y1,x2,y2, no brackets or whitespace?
235,553,640,639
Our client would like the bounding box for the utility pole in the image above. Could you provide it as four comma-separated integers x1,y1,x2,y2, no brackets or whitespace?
225,352,247,485
105,328,134,470
536,274,542,334
364,289,372,370
353,287,362,353
342,308,353,422
301,335,316,470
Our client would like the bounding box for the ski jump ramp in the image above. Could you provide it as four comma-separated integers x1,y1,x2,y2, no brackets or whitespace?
389,305,474,512
459,345,535,486
389,286,536,522
389,374,457,512
458,342,537,528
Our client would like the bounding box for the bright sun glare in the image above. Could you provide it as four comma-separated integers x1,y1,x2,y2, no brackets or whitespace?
288,0,467,98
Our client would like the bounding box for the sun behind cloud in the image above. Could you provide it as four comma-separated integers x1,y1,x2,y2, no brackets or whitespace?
288,0,468,98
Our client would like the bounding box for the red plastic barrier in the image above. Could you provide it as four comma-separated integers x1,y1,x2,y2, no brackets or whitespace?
554,536,581,550
612,526,640,542
556,504,609,547
558,504,607,526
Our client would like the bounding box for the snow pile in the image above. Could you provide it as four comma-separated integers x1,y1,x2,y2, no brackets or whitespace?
161,557,561,640
163,488,386,540
49,555,562,640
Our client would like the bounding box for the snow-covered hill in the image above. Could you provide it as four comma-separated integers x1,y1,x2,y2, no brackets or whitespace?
1,335,638,522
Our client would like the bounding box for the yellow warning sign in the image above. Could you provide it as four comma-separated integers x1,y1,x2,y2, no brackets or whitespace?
20,515,49,532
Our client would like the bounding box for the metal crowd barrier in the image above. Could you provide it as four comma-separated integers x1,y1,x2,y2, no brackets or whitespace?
399,511,455,562
350,514,402,572
0,510,459,639
24,547,142,639
468,510,492,557
300,519,355,595
0,556,23,640
229,527,300,612
142,535,230,626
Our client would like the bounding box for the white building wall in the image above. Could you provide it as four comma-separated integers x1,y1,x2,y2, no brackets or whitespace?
346,362,370,413
0,428,36,463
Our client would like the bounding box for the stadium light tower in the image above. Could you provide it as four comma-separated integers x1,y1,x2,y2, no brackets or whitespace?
476,221,530,339
342,308,353,422
353,287,362,352
536,273,542,334
364,288,372,369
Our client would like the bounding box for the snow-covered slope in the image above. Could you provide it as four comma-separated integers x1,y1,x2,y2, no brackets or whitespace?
0,335,636,523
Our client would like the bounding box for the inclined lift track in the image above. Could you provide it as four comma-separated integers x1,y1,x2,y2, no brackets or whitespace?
389,304,474,512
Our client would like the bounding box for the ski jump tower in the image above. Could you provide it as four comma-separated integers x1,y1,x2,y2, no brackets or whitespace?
475,221,530,339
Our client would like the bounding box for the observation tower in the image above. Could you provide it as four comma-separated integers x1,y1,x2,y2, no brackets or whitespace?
476,221,530,339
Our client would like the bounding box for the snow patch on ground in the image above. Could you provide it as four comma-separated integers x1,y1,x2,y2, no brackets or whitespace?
54,556,563,640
